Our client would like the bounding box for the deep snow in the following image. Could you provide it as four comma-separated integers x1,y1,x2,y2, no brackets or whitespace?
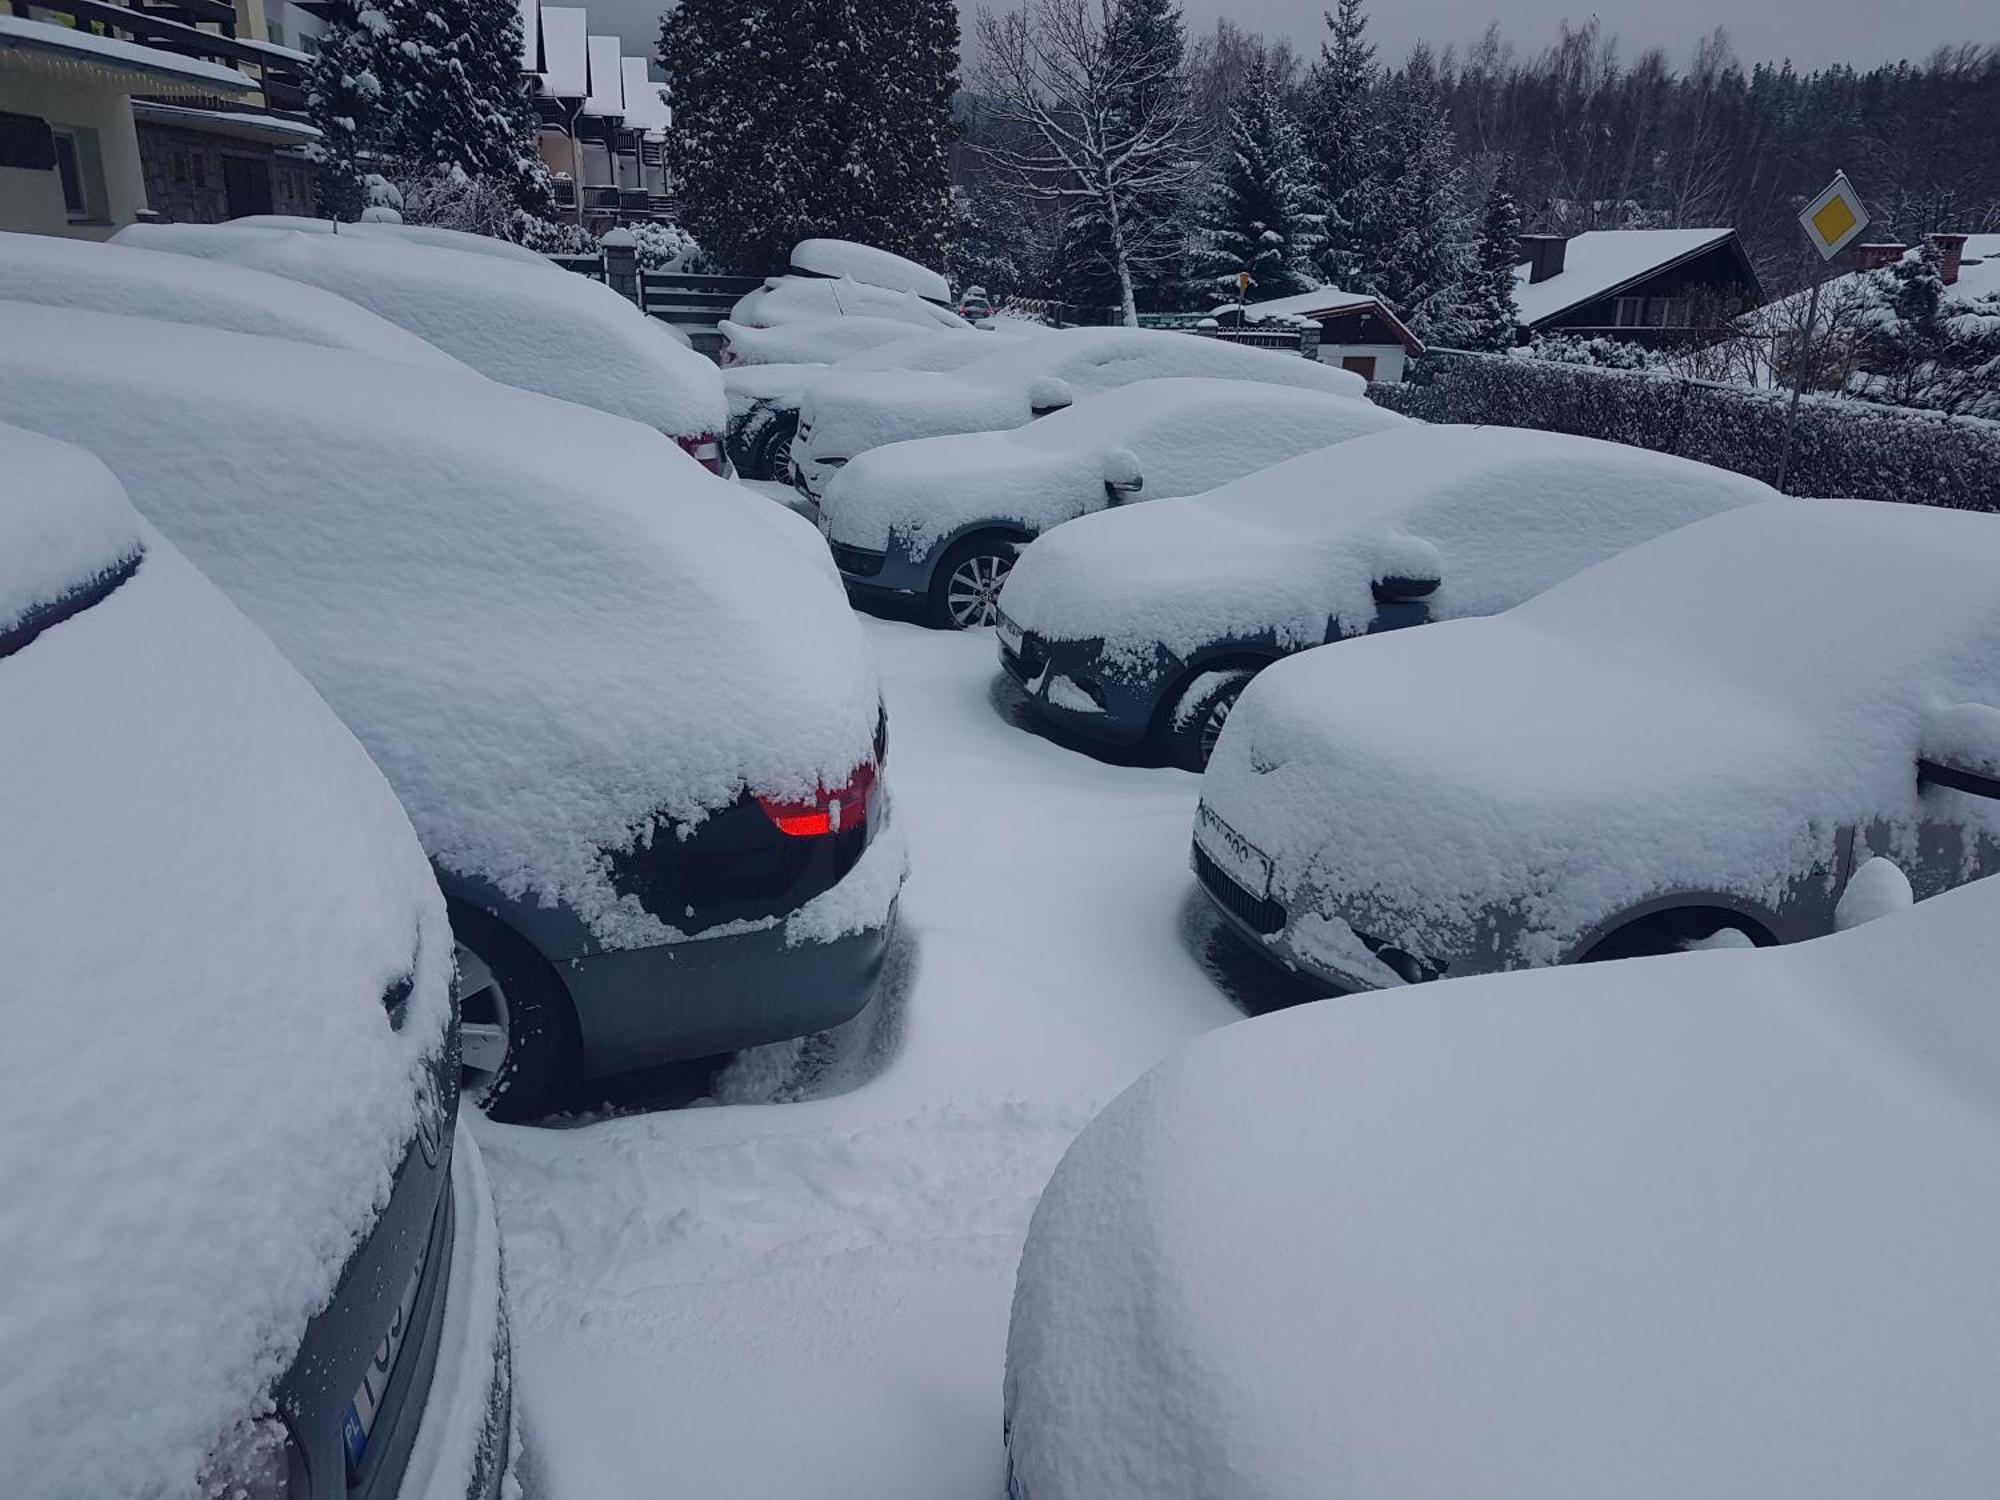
479,615,1247,1499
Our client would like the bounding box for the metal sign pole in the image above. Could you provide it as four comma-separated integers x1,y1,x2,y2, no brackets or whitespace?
1775,262,1826,494
1779,169,1871,494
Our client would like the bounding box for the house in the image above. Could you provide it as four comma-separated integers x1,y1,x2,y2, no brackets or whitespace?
1513,229,1764,349
525,0,672,231
1205,287,1426,382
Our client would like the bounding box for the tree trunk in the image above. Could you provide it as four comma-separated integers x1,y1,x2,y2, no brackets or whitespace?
1104,183,1140,328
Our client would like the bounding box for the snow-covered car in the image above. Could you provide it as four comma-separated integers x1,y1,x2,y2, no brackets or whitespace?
728,237,965,335
222,212,561,268
0,302,905,1122
1193,497,2000,993
0,424,508,1500
790,326,1366,504
0,228,471,373
719,314,947,369
790,236,952,301
725,328,1017,480
114,222,730,471
822,377,1403,630
996,427,1778,766
1004,871,2000,1500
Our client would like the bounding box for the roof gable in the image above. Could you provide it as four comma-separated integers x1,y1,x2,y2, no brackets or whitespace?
1513,230,1744,326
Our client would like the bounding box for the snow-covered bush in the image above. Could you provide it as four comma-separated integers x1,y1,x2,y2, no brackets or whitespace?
1527,332,1660,370
620,220,705,273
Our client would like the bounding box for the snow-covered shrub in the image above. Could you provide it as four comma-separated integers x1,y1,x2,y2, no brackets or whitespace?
620,221,705,273
1527,332,1659,370
511,214,597,257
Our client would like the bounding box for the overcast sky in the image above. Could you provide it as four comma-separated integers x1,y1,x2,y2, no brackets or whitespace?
603,1,1987,80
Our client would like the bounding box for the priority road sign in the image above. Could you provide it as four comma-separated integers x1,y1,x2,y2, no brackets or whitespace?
1799,172,1870,261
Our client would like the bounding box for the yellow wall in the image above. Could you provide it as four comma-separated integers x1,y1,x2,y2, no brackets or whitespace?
0,66,151,239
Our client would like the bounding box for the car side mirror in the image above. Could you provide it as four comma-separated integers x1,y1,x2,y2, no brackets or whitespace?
1028,376,1075,416
1918,702,2000,799
1370,534,1444,603
1371,574,1440,603
1102,447,1143,504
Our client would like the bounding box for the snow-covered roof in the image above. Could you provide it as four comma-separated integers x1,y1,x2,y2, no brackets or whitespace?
230,33,312,65
1007,868,2000,1499
116,223,724,438
0,423,452,1499
1209,286,1372,322
619,56,669,134
581,32,623,116
0,301,884,950
0,14,254,96
1513,228,1740,326
537,5,587,97
130,100,321,144
0,230,469,373
515,0,540,72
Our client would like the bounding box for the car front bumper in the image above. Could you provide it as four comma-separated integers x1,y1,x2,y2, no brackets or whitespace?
827,535,936,599
996,617,1161,750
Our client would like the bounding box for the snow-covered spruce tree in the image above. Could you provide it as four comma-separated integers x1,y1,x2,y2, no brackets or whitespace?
1196,58,1323,301
657,0,791,270
840,0,960,264
1462,169,1523,351
975,0,1199,328
304,0,390,220
1302,0,1378,287
1356,48,1477,344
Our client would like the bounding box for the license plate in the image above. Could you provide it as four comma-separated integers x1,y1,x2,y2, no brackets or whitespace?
1195,802,1272,899
996,614,1023,654
341,1238,430,1474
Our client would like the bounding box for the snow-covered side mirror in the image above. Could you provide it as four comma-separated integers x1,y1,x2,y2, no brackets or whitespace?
1918,702,2000,799
1028,376,1075,416
1835,856,1914,931
1102,447,1144,503
1370,534,1444,603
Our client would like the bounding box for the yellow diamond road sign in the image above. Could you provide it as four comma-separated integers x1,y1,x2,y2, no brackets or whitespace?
1800,171,1870,261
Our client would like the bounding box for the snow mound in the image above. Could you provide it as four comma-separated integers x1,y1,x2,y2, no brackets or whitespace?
1202,498,2000,966
0,302,881,949
0,229,470,373
730,274,969,331
789,238,951,302
114,223,726,439
1000,425,1774,663
721,315,936,367
0,424,451,1500
1008,872,2000,1499
220,213,558,268
823,377,1405,557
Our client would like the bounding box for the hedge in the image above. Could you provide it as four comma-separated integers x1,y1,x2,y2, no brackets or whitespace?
1370,350,2000,512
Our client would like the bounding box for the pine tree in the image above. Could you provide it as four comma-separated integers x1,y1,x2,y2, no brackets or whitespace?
1198,59,1323,301
1462,168,1523,350
372,0,546,209
1356,48,1477,343
304,0,391,219
1302,0,1377,286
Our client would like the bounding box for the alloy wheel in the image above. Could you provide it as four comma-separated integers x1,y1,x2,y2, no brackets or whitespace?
453,941,512,1104
946,551,1012,629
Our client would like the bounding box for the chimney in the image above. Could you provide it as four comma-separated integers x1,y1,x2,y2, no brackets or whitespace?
1929,233,1968,287
1520,233,1569,284
1854,242,1906,272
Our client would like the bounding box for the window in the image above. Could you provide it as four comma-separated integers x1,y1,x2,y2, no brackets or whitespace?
1647,297,1690,327
1613,296,1646,328
50,126,105,222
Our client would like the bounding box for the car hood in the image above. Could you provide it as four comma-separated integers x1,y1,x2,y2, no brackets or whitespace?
798,368,1031,466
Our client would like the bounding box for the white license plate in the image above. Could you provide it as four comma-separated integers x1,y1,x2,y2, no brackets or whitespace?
341,1238,430,1472
1196,803,1273,899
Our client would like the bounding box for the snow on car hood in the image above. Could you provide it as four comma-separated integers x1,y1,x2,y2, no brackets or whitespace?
0,302,882,950
116,223,726,438
823,376,1402,558
1001,426,1775,665
1006,872,2000,1500
0,427,451,1499
801,366,1033,463
721,315,937,367
1203,499,2000,962
0,229,471,373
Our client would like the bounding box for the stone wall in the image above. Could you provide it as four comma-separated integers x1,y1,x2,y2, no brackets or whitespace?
136,122,315,224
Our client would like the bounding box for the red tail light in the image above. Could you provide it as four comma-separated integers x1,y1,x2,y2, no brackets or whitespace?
677,433,726,475
755,761,877,838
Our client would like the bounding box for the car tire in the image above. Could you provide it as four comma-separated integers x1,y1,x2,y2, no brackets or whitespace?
925,535,1020,630
447,899,578,1124
1164,667,1257,771
749,409,800,483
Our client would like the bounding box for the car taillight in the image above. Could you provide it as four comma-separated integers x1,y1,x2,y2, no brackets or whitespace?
755,761,877,838
677,433,725,474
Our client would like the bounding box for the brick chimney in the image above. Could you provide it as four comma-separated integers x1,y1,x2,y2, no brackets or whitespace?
1520,234,1570,284
1854,242,1906,272
1929,233,1968,287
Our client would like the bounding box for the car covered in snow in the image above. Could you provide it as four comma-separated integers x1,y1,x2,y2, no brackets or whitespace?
728,238,965,336
113,221,731,471
789,326,1366,504
822,376,1402,629
221,212,562,268
0,302,905,1121
719,314,949,369
997,427,1777,766
1004,871,2000,1500
0,228,472,373
1193,497,2000,993
0,424,508,1500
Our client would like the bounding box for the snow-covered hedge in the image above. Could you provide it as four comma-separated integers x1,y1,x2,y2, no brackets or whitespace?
1373,350,2000,511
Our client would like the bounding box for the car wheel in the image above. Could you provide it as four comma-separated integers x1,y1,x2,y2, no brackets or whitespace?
1581,909,1774,963
750,410,800,483
926,536,1019,630
1165,668,1257,771
447,900,577,1123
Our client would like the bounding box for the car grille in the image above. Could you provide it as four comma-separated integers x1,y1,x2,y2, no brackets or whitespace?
831,543,886,578
1192,841,1285,935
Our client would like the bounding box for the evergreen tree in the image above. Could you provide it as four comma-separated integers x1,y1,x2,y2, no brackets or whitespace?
1356,48,1477,343
1197,59,1323,300
304,0,391,219
1302,0,1377,286
1463,168,1523,350
372,0,547,209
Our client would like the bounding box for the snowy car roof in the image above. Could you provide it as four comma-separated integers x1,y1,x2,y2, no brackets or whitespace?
220,213,559,269
824,377,1407,557
1512,228,1739,325
720,315,936,368
789,238,951,303
731,274,970,331
1007,871,2000,1499
115,223,725,438
951,326,1368,401
1203,498,2000,965
831,328,1031,374
0,424,451,1499
0,302,880,950
1000,424,1775,660
0,230,471,373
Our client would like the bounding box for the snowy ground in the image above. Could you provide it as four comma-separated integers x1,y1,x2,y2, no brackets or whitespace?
479,614,1288,1498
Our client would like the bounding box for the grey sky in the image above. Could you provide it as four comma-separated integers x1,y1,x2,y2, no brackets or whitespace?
598,1,1989,80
